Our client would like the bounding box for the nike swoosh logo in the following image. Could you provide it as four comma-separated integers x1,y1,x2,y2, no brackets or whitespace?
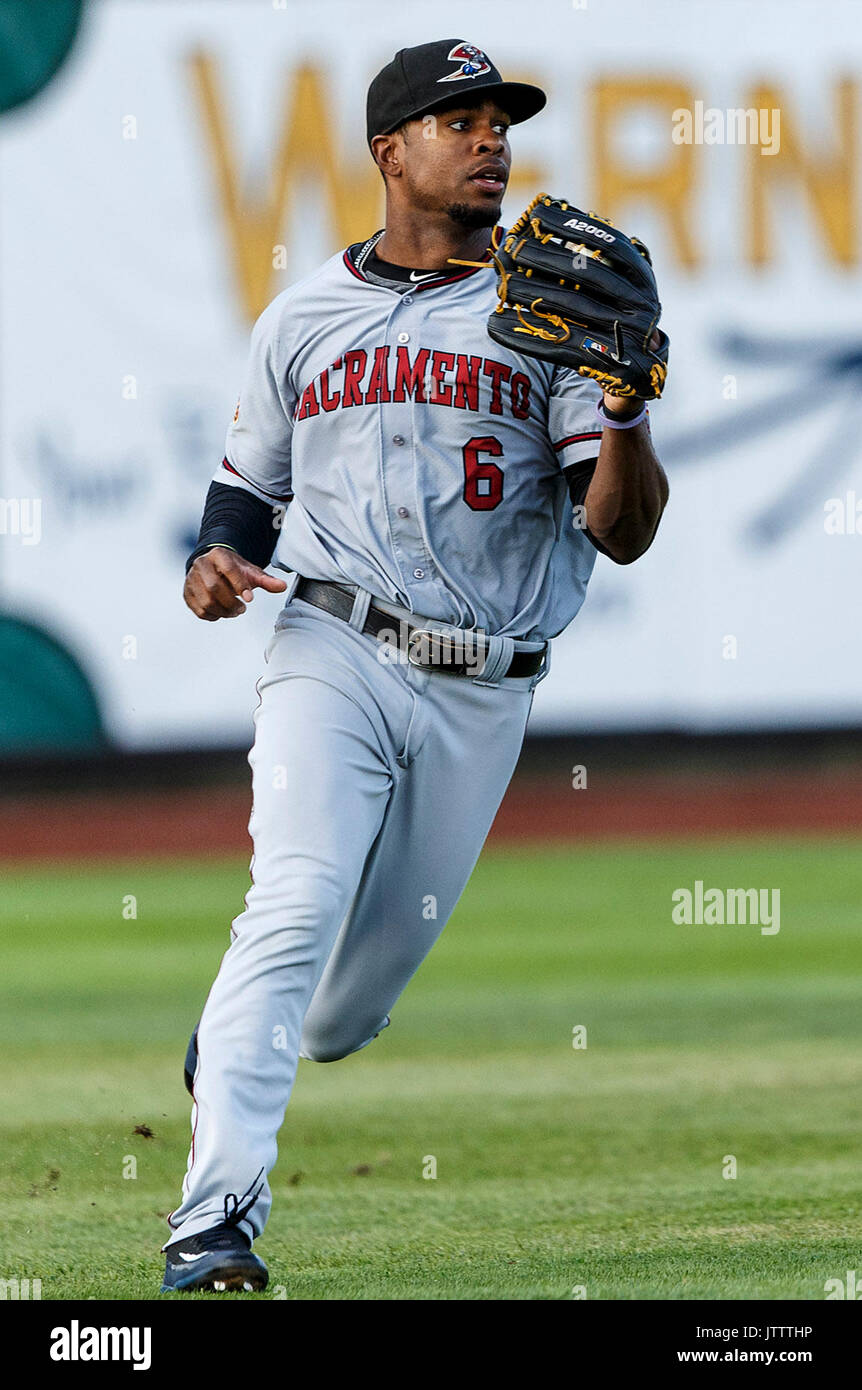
178,1251,211,1263
409,270,438,282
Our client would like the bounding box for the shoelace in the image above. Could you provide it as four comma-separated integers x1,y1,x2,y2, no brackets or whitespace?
223,1165,265,1228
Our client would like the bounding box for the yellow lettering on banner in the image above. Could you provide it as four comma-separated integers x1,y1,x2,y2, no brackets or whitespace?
591,78,699,269
189,56,546,321
747,79,857,266
188,54,383,322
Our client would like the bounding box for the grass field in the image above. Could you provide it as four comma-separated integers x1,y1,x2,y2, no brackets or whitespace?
2,837,861,1301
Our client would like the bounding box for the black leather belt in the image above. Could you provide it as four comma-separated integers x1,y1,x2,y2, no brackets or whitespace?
294,578,545,679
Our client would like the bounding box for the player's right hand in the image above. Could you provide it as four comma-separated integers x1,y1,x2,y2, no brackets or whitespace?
183,546,288,620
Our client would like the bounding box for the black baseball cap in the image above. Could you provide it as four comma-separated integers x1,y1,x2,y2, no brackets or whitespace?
366,40,546,147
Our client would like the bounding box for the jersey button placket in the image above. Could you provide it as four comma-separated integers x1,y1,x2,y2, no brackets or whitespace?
383,299,433,607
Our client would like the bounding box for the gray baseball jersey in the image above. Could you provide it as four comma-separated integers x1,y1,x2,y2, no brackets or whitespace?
167,233,609,1251
216,234,604,640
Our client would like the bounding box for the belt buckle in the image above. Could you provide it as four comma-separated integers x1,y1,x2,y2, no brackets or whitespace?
406,626,480,677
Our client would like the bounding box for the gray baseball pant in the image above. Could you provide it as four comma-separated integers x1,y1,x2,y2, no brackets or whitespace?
166,591,539,1244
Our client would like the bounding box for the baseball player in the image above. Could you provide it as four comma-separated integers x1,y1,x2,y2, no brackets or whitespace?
161,38,669,1293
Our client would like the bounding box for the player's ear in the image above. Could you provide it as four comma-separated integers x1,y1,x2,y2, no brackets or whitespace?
371,131,404,180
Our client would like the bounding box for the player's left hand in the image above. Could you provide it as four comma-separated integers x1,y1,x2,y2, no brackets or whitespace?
601,330,663,416
486,193,669,400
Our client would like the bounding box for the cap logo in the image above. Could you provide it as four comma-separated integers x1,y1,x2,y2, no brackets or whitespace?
437,42,492,83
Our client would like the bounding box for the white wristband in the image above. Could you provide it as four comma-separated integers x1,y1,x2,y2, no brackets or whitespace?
596,399,649,430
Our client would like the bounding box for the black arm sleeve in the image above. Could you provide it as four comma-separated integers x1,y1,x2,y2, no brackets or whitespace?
185,481,284,574
562,457,614,559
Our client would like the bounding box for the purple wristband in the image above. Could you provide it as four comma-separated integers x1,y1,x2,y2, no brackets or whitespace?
596,399,649,430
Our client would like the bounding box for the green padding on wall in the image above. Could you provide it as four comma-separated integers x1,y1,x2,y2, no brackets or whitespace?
0,615,105,752
0,0,84,114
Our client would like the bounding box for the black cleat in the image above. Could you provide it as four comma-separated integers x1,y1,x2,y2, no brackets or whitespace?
161,1223,269,1293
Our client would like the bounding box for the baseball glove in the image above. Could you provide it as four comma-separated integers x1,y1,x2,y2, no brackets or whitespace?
485,194,669,399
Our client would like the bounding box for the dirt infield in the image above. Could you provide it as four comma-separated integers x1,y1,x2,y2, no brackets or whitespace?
2,769,861,859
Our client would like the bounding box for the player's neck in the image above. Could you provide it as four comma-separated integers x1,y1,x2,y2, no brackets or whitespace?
375,213,494,272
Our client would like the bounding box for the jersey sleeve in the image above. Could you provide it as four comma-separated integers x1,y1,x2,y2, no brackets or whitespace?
219,297,295,503
547,364,604,468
